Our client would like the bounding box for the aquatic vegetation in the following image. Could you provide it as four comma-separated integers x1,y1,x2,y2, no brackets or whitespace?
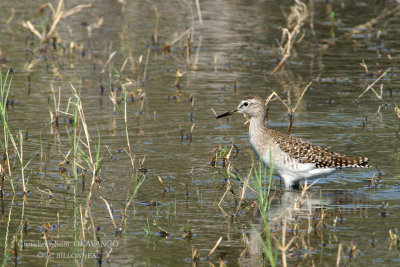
0,0,399,265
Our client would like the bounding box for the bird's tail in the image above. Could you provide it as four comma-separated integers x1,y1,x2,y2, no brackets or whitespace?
334,156,370,168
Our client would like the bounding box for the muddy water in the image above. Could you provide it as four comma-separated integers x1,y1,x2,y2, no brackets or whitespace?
0,0,399,266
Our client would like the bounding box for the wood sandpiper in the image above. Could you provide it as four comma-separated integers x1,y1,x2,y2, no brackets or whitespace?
216,95,370,188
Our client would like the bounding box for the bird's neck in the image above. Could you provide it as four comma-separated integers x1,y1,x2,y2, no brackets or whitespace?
248,115,273,161
249,115,268,134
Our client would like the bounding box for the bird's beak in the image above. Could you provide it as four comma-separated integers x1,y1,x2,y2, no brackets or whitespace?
216,109,239,119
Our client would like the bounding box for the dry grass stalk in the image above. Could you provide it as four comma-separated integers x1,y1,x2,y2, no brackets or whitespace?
186,28,194,63
109,89,117,113
191,246,200,264
142,46,151,82
190,123,195,140
395,105,400,119
342,4,400,40
158,176,167,192
263,81,312,134
87,18,104,38
6,8,15,25
208,236,223,258
50,84,61,125
100,196,119,231
120,58,129,73
360,59,369,75
26,59,41,73
299,178,319,194
3,198,14,255
273,0,308,73
164,27,193,51
358,68,390,99
278,218,296,267
218,179,231,207
235,164,253,215
123,94,135,172
37,187,53,198
85,205,98,244
22,0,91,43
101,51,117,74
42,221,51,256
286,81,311,134
69,83,101,214
152,6,160,43
218,205,229,218
79,205,86,242
195,0,203,24
306,194,312,234
336,243,343,267
21,21,44,41
191,31,203,70
9,131,28,194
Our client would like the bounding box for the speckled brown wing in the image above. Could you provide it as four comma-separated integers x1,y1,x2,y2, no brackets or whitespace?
268,129,370,169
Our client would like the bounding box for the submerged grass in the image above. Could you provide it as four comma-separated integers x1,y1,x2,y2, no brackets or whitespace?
121,91,147,227
1,195,15,267
0,71,29,265
9,130,32,195
251,162,278,267
0,70,34,196
0,70,14,194
1,0,398,265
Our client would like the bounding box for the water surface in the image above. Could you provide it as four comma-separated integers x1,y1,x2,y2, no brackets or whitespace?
0,0,399,265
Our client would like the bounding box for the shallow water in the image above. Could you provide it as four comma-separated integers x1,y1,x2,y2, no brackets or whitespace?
0,0,400,266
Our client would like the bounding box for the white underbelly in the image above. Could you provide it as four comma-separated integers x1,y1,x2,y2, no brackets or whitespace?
251,140,336,184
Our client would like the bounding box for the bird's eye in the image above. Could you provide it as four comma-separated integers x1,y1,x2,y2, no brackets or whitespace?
243,102,248,106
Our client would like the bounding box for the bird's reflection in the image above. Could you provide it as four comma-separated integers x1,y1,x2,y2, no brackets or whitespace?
238,188,361,266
